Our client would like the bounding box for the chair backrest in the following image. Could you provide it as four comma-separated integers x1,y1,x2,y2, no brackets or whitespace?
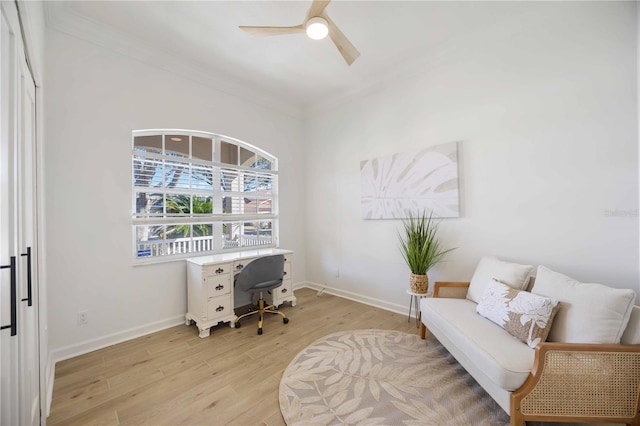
234,254,285,293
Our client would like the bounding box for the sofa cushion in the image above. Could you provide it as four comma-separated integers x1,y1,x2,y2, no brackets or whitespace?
477,279,559,348
532,266,636,344
467,256,534,303
421,297,534,391
621,305,640,344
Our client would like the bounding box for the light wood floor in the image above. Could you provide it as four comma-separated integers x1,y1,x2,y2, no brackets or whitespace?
49,288,420,426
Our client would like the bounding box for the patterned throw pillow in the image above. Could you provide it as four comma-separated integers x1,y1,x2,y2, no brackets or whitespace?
477,279,560,348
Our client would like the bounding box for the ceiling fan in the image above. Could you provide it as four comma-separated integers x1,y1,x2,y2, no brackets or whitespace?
239,0,360,66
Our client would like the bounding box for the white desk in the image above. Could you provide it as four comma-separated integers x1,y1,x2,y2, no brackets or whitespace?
185,248,295,338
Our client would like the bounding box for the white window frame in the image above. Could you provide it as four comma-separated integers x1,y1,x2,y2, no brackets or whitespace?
132,129,278,264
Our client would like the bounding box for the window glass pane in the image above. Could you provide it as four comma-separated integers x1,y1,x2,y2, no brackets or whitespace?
191,224,213,253
135,225,165,257
243,196,273,215
222,196,232,214
193,196,213,214
134,135,162,154
239,147,255,167
192,136,213,161
166,223,190,239
166,194,191,215
254,156,272,170
191,165,213,191
222,220,272,250
135,192,164,215
164,161,190,189
229,196,244,214
133,157,163,188
220,168,239,192
166,224,191,255
222,222,240,249
220,141,238,165
244,171,272,192
243,197,258,215
256,220,273,241
223,196,272,215
165,135,189,158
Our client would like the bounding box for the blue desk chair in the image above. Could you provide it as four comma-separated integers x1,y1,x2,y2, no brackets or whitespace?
234,254,289,335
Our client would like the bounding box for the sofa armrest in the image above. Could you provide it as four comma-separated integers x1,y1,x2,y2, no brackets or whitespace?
433,281,470,299
510,342,640,426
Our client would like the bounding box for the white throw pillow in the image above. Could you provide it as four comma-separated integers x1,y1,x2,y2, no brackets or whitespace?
477,279,559,348
467,256,534,304
532,266,636,344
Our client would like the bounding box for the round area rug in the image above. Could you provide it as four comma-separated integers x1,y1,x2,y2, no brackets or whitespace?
279,329,509,425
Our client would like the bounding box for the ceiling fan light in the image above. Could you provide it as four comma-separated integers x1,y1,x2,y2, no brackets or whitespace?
306,17,328,40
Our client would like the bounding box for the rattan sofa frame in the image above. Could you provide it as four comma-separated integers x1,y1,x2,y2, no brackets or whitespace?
419,281,640,426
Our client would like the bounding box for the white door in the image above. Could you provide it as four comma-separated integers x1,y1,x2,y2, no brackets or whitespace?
0,2,20,424
0,1,40,425
17,48,39,426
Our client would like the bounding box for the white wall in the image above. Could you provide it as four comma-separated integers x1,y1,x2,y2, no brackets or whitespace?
44,29,306,357
304,1,639,312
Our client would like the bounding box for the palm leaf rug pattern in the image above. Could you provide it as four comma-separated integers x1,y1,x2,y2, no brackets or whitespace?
279,329,508,425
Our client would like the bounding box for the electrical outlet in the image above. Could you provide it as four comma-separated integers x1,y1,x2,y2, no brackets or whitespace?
335,269,340,278
77,310,88,325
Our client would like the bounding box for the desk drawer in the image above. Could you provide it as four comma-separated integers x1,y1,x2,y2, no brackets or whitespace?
207,295,232,320
273,280,292,298
233,258,254,273
204,263,232,276
283,262,292,279
207,275,231,298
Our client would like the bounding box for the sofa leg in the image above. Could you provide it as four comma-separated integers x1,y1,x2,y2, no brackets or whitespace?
510,406,524,426
419,323,426,339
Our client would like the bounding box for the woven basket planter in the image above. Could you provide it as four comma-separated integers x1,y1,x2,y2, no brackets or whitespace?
410,274,429,294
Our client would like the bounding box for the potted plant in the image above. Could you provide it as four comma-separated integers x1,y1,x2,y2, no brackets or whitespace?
398,211,455,294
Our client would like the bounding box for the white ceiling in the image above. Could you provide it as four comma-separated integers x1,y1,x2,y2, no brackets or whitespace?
45,1,526,115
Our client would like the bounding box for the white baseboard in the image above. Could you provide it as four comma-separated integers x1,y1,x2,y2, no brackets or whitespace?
294,281,409,316
49,314,185,364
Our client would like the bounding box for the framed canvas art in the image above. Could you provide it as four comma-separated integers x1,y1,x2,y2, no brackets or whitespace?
360,142,460,219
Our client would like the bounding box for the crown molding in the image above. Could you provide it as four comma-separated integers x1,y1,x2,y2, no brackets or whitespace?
44,2,304,120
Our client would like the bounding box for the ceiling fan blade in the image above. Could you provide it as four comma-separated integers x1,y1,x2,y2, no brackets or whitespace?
322,13,360,66
306,0,331,20
239,25,305,36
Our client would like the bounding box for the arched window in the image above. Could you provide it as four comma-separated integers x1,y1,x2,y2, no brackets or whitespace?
132,130,278,261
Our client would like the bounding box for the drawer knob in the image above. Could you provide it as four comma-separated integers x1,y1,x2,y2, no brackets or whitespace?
236,264,243,270
215,267,224,274
281,288,288,293
216,305,224,312
215,284,224,291
283,271,287,276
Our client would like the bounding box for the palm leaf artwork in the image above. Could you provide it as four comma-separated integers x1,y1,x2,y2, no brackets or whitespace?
398,212,455,275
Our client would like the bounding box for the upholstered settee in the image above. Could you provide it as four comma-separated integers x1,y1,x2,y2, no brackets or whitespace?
419,257,640,426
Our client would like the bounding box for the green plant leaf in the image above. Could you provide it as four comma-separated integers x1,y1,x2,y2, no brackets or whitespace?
397,211,456,275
